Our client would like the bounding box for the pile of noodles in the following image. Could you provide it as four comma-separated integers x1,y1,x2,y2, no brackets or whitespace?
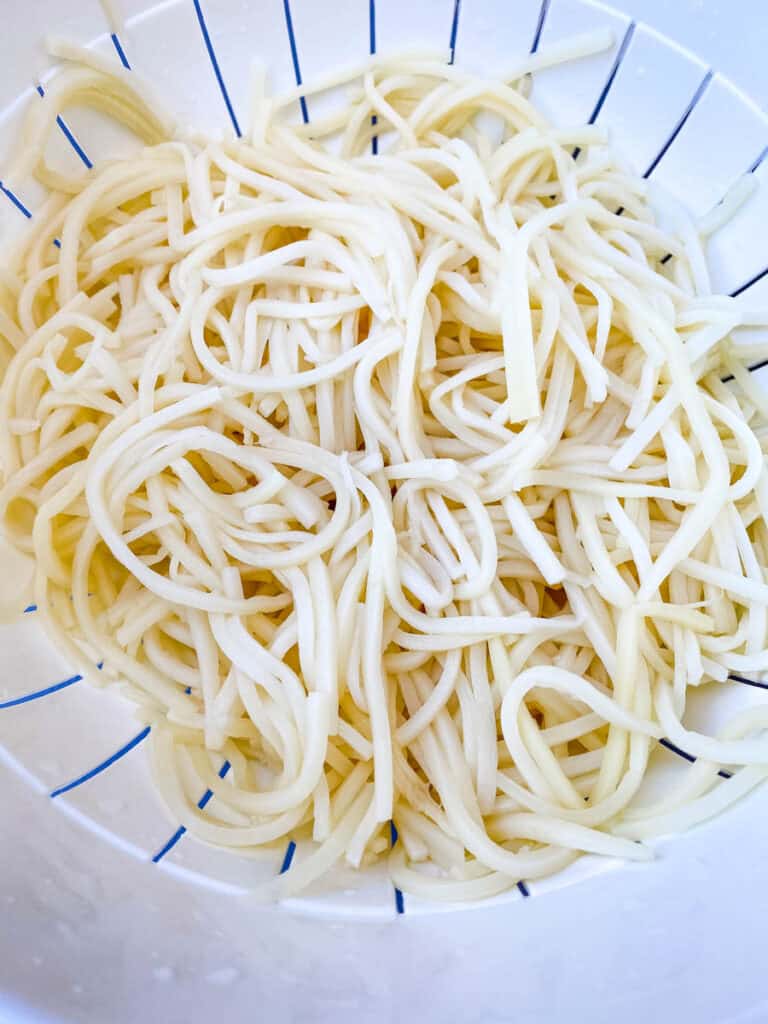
1,36,768,901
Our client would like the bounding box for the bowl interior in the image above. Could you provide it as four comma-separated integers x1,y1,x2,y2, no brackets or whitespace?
1,0,768,923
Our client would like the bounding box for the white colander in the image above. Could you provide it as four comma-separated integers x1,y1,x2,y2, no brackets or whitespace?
2,1,768,1021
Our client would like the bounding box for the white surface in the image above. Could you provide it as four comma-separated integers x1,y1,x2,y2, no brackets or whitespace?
616,0,768,108
1,0,768,1021
4,761,768,1024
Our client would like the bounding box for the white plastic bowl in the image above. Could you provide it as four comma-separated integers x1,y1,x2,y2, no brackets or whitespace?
2,1,768,1020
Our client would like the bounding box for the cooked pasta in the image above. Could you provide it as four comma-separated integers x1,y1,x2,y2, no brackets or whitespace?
2,37,768,902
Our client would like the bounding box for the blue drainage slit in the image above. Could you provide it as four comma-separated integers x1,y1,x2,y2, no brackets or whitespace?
152,760,231,863
390,821,405,914
572,21,636,161
283,0,309,124
197,787,216,811
23,604,37,613
0,674,82,710
721,354,768,383
730,264,768,298
448,0,461,65
280,839,297,874
669,146,767,277
394,883,405,914
729,673,768,691
111,33,131,70
748,144,768,174
192,0,242,137
517,880,530,898
587,21,635,125
152,825,186,862
530,0,550,54
659,737,696,764
193,759,231,813
659,738,732,780
36,84,92,168
55,116,92,167
643,70,714,178
50,725,151,798
708,146,768,309
0,182,32,219
268,821,406,912
369,0,378,153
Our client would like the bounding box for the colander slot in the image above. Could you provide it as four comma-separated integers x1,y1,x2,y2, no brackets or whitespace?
658,739,732,780
280,839,297,874
375,0,458,65
707,156,768,292
729,674,768,691
0,181,32,218
110,32,131,70
749,145,768,173
531,0,551,54
192,0,242,138
389,821,405,914
152,759,232,864
152,824,186,862
282,0,309,125
35,84,92,168
49,724,151,799
0,673,82,711
369,0,378,153
571,19,636,159
731,265,768,298
283,0,370,130
448,0,461,65
585,22,707,177
643,70,714,178
645,80,767,216
586,20,636,126
532,1,631,128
